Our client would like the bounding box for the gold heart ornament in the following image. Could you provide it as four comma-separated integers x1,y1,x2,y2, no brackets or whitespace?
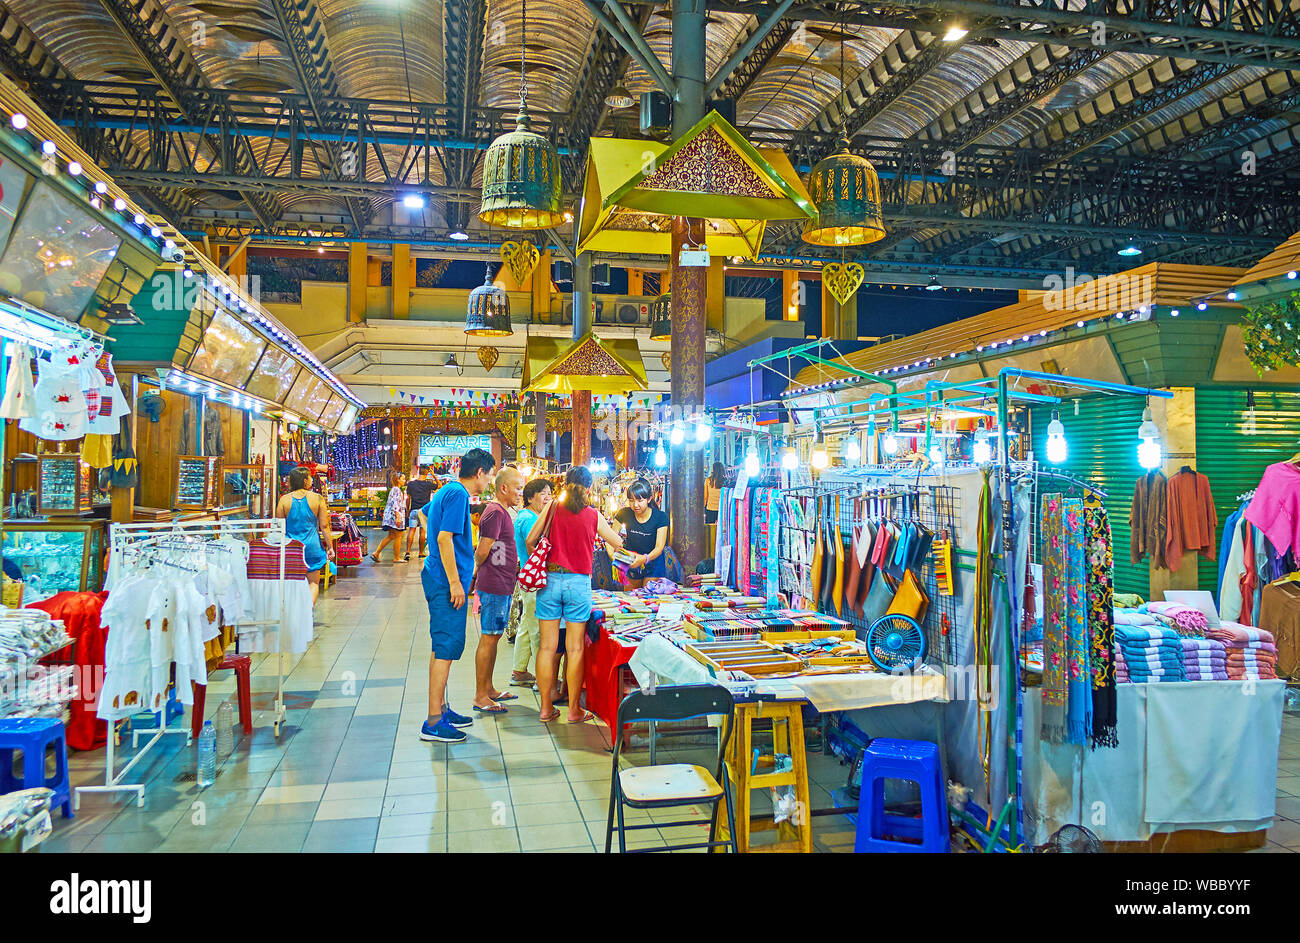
661,352,671,372
823,261,865,305
477,346,500,373
500,240,540,286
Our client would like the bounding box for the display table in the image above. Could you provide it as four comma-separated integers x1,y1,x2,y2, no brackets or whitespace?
583,622,638,731
1024,679,1285,846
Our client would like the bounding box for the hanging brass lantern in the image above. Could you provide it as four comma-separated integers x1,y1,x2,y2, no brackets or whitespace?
465,266,513,336
478,0,564,230
801,137,886,247
649,292,671,341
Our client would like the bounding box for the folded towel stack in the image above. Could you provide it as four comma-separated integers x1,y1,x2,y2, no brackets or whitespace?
1114,624,1186,682
1181,637,1229,681
1147,601,1209,638
1115,648,1130,683
1206,624,1277,680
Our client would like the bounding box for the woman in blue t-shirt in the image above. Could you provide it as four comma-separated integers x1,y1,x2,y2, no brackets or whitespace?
614,478,669,588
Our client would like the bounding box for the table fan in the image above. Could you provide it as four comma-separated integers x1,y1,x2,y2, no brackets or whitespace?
865,614,926,671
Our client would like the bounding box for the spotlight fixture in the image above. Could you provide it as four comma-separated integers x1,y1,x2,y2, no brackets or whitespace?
1117,243,1142,257
402,192,427,210
925,275,942,291
604,85,635,109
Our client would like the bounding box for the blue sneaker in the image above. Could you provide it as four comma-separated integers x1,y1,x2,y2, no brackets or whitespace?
442,706,473,729
420,718,466,743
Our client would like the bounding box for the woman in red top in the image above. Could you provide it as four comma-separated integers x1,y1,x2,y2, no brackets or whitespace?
527,466,625,723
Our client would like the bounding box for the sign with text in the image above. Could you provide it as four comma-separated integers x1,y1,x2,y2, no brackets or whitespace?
418,434,491,463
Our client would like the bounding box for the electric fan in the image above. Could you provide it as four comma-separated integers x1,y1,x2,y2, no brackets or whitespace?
1037,824,1101,853
865,614,926,671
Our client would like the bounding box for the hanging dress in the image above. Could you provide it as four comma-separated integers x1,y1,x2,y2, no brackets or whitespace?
240,537,313,654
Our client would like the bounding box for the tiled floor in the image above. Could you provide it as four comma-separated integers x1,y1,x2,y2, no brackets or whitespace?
37,550,1300,853
42,549,859,853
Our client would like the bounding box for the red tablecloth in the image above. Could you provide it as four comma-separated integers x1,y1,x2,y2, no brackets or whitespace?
583,622,638,730
33,590,109,751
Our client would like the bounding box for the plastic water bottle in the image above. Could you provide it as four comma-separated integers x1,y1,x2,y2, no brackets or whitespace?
215,700,234,758
197,721,217,788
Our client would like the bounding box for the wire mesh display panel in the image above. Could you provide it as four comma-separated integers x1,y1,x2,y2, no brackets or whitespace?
776,483,963,668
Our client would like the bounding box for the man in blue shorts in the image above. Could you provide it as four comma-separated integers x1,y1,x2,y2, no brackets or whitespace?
419,447,495,743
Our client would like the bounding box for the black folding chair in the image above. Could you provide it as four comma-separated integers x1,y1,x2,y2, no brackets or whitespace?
604,684,738,853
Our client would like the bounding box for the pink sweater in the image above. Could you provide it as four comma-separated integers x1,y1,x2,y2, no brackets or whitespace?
1243,461,1300,557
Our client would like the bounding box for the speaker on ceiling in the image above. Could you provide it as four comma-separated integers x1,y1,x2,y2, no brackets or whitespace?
640,91,672,137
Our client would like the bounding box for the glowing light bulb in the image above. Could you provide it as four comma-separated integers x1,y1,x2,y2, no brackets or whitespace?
670,426,685,446
1045,412,1068,464
694,420,711,443
928,444,945,466
811,441,829,470
744,449,760,477
1137,406,1162,470
973,437,992,465
882,432,899,456
844,437,861,462
781,447,799,471
653,444,667,468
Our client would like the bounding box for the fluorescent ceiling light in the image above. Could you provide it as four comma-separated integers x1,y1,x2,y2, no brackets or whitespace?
943,26,968,41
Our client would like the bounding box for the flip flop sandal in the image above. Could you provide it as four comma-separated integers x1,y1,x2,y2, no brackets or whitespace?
368,554,380,563
510,674,535,686
539,709,561,722
565,710,596,725
490,691,519,702
472,703,508,714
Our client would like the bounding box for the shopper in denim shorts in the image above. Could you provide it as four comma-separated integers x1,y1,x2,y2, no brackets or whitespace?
470,466,523,714
524,465,627,724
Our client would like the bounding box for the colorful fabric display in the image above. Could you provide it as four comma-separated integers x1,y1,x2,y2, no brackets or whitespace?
1206,624,1274,645
1145,601,1209,636
1113,609,1158,626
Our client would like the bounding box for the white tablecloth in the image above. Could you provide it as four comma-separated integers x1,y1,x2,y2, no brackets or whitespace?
629,635,948,711
1023,679,1284,843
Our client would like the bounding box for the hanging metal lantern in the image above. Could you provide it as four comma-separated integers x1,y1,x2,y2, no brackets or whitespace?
478,0,564,230
649,292,671,341
801,138,886,247
479,110,565,230
465,266,513,336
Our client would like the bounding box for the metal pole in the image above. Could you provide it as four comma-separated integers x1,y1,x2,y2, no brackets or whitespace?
672,0,708,135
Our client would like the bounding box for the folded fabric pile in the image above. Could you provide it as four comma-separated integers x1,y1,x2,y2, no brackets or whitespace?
1113,609,1157,627
1206,623,1277,680
1113,624,1186,683
1114,593,1146,609
1179,637,1228,680
1146,601,1209,637
1114,648,1130,683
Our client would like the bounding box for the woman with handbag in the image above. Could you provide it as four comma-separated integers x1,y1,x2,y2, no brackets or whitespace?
525,466,626,724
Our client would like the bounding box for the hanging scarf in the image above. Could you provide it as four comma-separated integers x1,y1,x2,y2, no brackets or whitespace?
1084,492,1118,748
1040,492,1069,743
1062,498,1092,745
974,469,995,787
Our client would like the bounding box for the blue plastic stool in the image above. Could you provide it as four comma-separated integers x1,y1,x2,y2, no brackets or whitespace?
0,717,73,819
854,738,947,853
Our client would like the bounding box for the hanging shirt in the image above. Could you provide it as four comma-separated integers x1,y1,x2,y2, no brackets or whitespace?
1165,469,1218,571
1243,461,1300,558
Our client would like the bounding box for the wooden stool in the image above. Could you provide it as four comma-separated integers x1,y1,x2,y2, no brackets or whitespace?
714,700,813,853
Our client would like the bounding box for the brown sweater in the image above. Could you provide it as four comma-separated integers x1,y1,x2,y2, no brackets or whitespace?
1131,470,1168,570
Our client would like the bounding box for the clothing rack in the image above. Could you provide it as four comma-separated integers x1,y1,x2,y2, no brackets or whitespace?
76,518,291,809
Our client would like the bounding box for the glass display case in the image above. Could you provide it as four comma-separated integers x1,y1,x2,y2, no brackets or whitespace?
175,455,220,510
1,519,107,604
37,454,92,515
220,464,270,519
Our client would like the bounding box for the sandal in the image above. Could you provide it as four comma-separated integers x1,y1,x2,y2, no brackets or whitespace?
510,672,535,686
565,710,596,725
539,709,561,722
403,553,411,561
368,554,380,563
490,691,519,702
472,703,508,714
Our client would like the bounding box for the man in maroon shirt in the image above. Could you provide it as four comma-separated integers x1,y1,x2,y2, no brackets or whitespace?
471,466,524,712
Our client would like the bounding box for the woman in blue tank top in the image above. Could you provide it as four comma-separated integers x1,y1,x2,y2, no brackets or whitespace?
276,467,333,606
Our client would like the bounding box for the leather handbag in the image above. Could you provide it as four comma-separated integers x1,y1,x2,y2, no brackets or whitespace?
860,570,897,628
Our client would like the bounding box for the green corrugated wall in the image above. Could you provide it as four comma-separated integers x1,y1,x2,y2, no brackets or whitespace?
1031,396,1150,598
1193,389,1300,595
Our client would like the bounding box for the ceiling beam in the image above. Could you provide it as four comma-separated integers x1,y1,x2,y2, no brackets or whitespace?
96,0,281,229
711,18,795,101
270,0,369,235
706,0,1300,69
